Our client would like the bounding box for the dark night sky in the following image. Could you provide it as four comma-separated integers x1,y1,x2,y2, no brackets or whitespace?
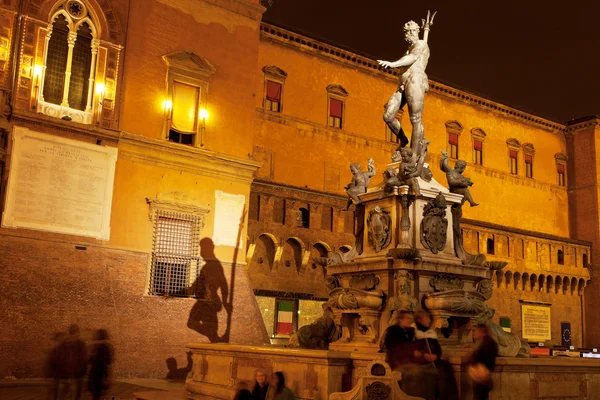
263,0,600,123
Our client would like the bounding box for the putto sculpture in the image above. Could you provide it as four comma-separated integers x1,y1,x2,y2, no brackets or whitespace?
384,139,429,196
378,12,435,156
440,150,479,207
343,158,376,210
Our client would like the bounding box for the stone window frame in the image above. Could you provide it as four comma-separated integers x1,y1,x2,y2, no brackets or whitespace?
506,138,521,175
36,0,101,124
445,120,463,160
555,153,568,187
470,128,486,165
162,51,216,147
522,143,535,179
262,65,287,113
385,109,404,144
145,198,209,298
326,84,348,129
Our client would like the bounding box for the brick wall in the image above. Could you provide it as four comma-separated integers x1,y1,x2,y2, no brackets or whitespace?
0,234,267,378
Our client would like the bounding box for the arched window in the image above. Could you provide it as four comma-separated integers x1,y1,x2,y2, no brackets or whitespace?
38,1,100,124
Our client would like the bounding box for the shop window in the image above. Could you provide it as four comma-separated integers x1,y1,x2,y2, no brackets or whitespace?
275,299,294,335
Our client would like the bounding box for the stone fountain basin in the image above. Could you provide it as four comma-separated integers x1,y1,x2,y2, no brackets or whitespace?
424,289,486,312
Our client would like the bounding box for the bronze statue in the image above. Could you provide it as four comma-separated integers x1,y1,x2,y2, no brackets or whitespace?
378,12,435,155
384,140,429,196
344,159,376,210
288,303,341,350
440,150,478,207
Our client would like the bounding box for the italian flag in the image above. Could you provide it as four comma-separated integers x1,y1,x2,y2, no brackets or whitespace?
276,301,293,334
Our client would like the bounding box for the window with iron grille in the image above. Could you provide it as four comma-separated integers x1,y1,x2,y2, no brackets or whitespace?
149,210,202,297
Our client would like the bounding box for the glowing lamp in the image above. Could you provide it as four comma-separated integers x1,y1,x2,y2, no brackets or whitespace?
163,99,172,112
33,65,42,78
199,108,209,122
95,82,105,96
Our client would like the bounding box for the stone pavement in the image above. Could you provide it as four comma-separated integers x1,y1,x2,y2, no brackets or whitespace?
0,378,186,400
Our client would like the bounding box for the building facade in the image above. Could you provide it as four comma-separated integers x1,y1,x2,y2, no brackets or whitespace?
0,0,597,379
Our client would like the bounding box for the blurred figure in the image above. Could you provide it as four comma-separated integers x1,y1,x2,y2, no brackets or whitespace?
265,371,294,400
46,332,67,400
251,369,269,400
381,311,415,370
406,310,441,400
233,381,253,400
63,325,88,400
469,324,499,400
166,351,193,380
87,329,112,400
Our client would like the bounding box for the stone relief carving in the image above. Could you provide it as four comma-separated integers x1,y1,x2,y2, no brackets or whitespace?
429,275,464,291
367,206,392,253
350,273,380,291
327,288,384,311
366,381,392,400
388,270,418,325
420,192,448,254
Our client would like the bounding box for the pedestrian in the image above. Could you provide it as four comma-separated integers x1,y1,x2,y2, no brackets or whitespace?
265,371,294,400
234,381,254,400
62,324,87,400
381,310,416,370
469,324,499,400
251,369,269,400
88,329,113,400
46,332,67,400
409,310,441,400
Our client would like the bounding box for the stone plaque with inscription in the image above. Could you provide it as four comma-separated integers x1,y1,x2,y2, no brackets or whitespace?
521,304,551,342
212,190,245,247
2,127,117,240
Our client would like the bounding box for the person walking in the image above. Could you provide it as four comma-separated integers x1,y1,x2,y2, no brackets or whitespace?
265,372,294,400
88,329,113,400
62,325,87,400
469,324,499,400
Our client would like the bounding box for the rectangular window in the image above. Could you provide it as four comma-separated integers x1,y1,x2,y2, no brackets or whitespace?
487,237,495,255
474,140,483,165
449,133,459,159
275,300,294,335
525,154,533,178
273,198,285,224
557,164,565,186
321,206,333,232
149,211,202,297
329,98,343,129
249,192,260,221
169,81,200,145
265,80,282,112
509,150,518,174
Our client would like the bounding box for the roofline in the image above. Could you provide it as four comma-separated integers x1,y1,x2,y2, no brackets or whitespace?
259,22,567,134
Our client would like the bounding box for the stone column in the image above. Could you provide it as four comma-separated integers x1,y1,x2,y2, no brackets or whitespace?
60,31,77,107
84,39,99,112
39,30,52,103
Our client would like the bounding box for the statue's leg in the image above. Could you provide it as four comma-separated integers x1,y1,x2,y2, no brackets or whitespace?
405,78,425,156
384,91,408,147
464,189,479,207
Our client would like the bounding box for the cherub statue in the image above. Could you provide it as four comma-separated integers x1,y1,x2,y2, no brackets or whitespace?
440,150,478,207
385,139,430,196
344,158,376,210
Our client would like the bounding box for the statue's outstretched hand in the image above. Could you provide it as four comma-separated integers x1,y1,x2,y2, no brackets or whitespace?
441,150,448,157
377,60,395,69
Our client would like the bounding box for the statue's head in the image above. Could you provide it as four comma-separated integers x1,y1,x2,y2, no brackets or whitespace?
400,147,414,163
455,160,467,173
350,163,361,174
403,20,420,44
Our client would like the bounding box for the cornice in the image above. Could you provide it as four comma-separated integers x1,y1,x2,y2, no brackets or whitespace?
119,132,261,184
10,110,120,142
260,23,566,134
565,117,600,133
462,218,592,247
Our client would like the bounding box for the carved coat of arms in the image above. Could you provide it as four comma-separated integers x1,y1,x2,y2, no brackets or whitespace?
367,206,392,253
366,381,391,400
420,193,448,254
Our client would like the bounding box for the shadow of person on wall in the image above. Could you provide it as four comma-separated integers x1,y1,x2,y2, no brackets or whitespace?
166,351,193,380
187,238,233,343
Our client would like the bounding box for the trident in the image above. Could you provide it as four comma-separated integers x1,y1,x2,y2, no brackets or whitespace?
421,10,437,43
